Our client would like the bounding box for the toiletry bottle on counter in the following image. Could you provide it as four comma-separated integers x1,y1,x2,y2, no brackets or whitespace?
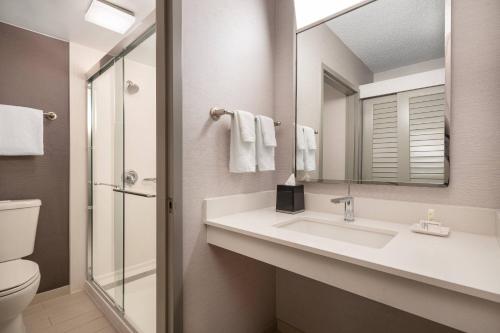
427,208,435,221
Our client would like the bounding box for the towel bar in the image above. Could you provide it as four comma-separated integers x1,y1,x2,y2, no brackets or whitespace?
43,112,57,120
210,107,280,127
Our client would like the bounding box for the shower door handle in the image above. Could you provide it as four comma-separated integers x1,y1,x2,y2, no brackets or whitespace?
113,188,156,198
94,182,119,189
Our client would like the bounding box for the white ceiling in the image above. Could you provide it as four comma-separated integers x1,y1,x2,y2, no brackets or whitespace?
326,0,445,73
0,0,155,52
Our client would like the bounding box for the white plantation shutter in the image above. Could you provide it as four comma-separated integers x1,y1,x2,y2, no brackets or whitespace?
362,85,448,184
407,87,447,184
362,94,398,182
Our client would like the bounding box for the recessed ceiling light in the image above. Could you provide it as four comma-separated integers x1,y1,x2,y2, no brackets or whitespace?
294,0,367,30
85,0,136,34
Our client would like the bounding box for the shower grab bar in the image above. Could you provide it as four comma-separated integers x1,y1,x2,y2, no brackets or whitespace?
113,188,156,198
94,182,156,198
93,182,119,189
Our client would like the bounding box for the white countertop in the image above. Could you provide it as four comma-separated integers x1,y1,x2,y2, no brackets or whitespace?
206,207,500,303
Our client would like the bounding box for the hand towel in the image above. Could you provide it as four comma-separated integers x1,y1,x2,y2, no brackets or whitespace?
304,126,317,150
256,115,275,171
296,125,305,171
237,110,256,143
230,110,256,173
303,126,317,171
0,104,44,155
258,115,277,147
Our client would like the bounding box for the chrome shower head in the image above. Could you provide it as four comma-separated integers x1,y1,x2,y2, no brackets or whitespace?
126,80,139,94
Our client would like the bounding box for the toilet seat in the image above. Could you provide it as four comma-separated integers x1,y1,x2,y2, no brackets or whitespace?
0,260,40,298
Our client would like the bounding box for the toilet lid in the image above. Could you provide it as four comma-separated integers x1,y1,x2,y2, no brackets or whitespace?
0,259,39,292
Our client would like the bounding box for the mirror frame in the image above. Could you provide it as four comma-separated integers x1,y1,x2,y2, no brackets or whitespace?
294,0,452,187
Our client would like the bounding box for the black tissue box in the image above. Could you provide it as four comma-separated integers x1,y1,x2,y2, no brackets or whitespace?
276,184,304,214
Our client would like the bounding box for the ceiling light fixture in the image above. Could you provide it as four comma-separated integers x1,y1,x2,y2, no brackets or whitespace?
294,0,368,30
85,0,136,34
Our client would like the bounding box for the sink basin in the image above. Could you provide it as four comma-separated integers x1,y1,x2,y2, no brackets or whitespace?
275,217,396,249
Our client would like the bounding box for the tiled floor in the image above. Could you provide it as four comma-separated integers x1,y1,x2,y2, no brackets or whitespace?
22,291,117,333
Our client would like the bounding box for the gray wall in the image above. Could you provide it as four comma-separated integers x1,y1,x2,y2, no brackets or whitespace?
0,22,69,292
182,0,277,331
274,0,500,331
277,270,460,333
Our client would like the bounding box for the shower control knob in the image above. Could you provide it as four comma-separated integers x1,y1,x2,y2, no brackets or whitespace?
123,170,139,186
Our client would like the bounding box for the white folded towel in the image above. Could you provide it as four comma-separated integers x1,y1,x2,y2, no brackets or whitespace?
0,104,44,156
303,126,317,171
230,110,256,173
237,110,256,143
304,126,317,150
296,125,305,171
256,115,276,171
258,115,277,147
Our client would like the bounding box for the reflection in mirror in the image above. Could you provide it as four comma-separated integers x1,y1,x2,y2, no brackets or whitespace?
295,0,449,186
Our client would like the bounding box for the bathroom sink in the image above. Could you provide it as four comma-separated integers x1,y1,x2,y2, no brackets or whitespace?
275,217,396,249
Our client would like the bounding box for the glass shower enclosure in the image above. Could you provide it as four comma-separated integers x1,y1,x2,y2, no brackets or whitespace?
87,28,157,333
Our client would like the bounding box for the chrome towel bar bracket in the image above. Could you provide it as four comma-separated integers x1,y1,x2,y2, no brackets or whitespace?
43,112,57,120
210,107,281,127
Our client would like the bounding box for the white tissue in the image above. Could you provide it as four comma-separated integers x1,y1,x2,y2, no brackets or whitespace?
284,174,296,186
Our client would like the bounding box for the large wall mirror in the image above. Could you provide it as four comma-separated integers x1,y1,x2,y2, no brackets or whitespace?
295,0,450,186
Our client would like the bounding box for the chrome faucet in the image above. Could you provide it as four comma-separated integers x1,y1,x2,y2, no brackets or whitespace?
331,183,354,222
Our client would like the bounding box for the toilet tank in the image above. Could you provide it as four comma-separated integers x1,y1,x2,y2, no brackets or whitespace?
0,199,41,262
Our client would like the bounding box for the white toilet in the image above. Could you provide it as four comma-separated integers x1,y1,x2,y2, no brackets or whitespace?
0,199,42,333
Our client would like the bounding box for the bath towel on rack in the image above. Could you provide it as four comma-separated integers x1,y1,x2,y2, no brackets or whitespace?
303,126,317,171
230,110,256,173
256,115,276,171
0,104,44,155
296,125,305,171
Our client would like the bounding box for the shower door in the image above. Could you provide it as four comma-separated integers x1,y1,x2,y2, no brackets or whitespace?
90,57,125,309
89,31,157,333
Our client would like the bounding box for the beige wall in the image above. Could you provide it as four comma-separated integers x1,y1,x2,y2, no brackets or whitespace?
374,57,445,81
91,64,119,286
69,42,104,293
275,0,500,332
322,84,347,180
274,0,297,183
123,59,157,270
182,0,277,331
296,24,373,180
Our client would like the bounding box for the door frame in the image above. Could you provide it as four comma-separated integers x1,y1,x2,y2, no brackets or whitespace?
156,0,183,332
